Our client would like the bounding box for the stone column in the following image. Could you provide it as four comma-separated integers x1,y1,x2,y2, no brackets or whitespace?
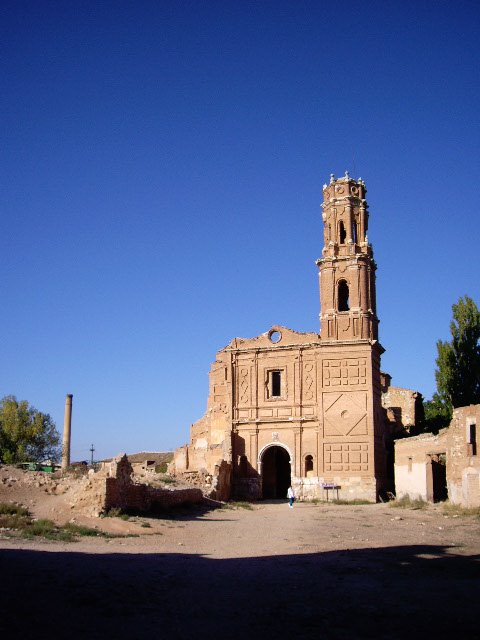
359,203,365,242
61,394,73,471
294,427,302,477
251,426,259,472
426,455,433,502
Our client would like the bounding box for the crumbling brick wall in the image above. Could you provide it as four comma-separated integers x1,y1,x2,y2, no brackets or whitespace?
394,404,480,506
146,486,203,509
394,431,447,501
69,454,202,516
171,460,232,502
447,405,480,507
381,373,423,434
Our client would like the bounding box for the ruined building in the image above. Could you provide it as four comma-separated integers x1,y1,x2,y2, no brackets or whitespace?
173,174,406,501
395,404,480,506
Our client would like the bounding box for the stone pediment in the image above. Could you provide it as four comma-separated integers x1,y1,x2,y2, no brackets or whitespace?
222,325,321,351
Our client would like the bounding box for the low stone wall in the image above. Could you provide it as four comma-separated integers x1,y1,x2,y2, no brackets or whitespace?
231,476,377,502
68,473,112,517
105,477,149,513
69,454,203,516
294,476,377,502
146,486,203,509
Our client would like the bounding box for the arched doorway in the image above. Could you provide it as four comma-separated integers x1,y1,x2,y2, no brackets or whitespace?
261,445,291,499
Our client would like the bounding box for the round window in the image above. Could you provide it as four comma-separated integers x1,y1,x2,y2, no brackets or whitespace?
269,330,282,343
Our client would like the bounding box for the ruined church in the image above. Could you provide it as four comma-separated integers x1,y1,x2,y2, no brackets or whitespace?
173,174,398,501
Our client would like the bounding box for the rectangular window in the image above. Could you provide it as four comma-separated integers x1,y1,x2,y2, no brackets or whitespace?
468,423,477,456
265,368,285,400
407,457,413,473
271,370,281,397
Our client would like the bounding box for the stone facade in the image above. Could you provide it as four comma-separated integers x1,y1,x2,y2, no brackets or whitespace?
394,404,480,506
173,174,395,502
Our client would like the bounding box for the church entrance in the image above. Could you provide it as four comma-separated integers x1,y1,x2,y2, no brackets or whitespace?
261,445,291,499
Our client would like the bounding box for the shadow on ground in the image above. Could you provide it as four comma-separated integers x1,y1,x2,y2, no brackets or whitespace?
0,544,478,639
129,499,227,521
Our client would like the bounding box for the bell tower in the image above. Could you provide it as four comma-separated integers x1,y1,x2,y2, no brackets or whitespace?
317,172,379,342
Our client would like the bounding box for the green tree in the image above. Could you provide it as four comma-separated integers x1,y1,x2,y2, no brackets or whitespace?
423,393,452,434
424,295,480,432
0,395,60,463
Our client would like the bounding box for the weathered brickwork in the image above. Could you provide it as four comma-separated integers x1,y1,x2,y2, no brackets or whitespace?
394,404,480,506
70,455,203,516
381,372,423,435
172,175,407,502
447,405,480,507
323,358,368,387
394,431,448,502
324,443,369,472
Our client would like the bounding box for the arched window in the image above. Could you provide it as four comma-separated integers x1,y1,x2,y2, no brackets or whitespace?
338,280,350,311
339,221,346,244
352,220,358,244
305,455,314,476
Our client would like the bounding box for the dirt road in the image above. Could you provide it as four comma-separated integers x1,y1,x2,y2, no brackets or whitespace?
1,500,479,639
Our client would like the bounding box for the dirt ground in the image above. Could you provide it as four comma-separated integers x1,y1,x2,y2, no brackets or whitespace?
1,467,479,639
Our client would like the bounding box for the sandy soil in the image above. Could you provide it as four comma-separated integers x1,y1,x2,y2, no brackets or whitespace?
1,467,479,639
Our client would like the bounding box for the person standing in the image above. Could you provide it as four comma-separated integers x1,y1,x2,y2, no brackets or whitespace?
287,486,295,508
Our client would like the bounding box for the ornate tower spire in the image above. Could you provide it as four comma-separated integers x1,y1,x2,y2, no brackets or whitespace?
316,173,379,342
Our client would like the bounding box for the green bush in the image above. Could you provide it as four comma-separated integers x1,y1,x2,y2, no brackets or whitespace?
64,523,101,537
0,502,31,530
0,502,29,516
0,502,142,541
23,519,74,541
0,513,31,529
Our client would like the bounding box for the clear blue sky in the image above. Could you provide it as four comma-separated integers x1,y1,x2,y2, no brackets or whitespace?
1,1,479,461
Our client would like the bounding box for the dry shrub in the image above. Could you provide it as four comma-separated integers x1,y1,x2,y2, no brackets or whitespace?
390,495,428,510
442,502,480,518
224,501,254,510
0,502,31,530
